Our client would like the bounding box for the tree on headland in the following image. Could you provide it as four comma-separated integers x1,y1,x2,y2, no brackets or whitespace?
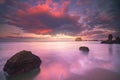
116,36,120,41
101,34,120,44
115,36,120,43
108,34,113,41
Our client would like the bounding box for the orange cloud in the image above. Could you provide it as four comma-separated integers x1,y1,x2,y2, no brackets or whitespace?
25,1,71,18
35,29,52,34
27,4,50,15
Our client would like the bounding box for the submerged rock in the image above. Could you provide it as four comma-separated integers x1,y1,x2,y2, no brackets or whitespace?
79,46,89,52
3,50,42,76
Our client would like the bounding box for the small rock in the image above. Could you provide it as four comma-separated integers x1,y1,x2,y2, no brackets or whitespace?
75,37,82,41
3,50,42,76
79,46,89,52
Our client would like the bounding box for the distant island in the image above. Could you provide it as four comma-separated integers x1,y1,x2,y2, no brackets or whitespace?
101,34,120,44
75,37,100,41
75,37,82,41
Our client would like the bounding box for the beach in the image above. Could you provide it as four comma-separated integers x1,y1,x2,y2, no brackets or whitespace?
0,41,120,80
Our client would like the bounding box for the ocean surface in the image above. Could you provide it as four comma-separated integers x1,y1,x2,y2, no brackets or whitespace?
0,41,120,80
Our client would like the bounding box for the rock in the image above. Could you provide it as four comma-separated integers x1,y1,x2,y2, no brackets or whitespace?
101,40,113,44
75,37,82,41
3,50,42,76
6,68,40,80
101,34,120,44
79,46,89,52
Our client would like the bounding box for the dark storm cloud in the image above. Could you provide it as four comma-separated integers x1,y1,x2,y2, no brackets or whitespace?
109,0,120,29
101,0,120,36
78,0,120,36
0,0,17,24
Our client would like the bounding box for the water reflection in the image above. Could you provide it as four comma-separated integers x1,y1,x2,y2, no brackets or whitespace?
36,54,71,80
108,44,113,55
35,50,93,80
38,63,69,80
6,68,40,80
66,68,120,80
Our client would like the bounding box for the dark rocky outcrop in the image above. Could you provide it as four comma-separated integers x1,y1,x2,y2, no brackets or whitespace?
101,34,120,44
101,40,113,44
75,37,82,41
3,50,42,76
114,36,120,44
79,46,89,52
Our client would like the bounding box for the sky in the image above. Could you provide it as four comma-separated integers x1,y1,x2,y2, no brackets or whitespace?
0,0,120,41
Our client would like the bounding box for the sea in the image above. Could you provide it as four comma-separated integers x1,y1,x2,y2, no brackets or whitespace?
0,41,120,80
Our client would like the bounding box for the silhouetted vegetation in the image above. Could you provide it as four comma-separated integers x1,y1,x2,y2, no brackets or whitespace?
101,34,120,44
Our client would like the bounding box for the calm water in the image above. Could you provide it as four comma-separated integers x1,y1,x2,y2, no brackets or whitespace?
0,41,120,80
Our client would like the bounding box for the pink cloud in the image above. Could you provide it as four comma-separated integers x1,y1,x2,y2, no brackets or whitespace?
5,0,81,35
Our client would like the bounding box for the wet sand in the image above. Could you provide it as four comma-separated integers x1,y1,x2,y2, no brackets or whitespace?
67,68,120,80
4,68,120,80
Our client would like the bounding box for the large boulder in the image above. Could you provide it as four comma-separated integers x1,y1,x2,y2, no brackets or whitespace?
79,46,89,52
3,50,42,76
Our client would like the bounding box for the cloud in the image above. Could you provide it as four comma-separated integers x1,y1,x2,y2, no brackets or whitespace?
80,26,116,40
4,0,82,35
0,24,53,40
0,0,120,40
0,24,23,37
0,0,5,4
